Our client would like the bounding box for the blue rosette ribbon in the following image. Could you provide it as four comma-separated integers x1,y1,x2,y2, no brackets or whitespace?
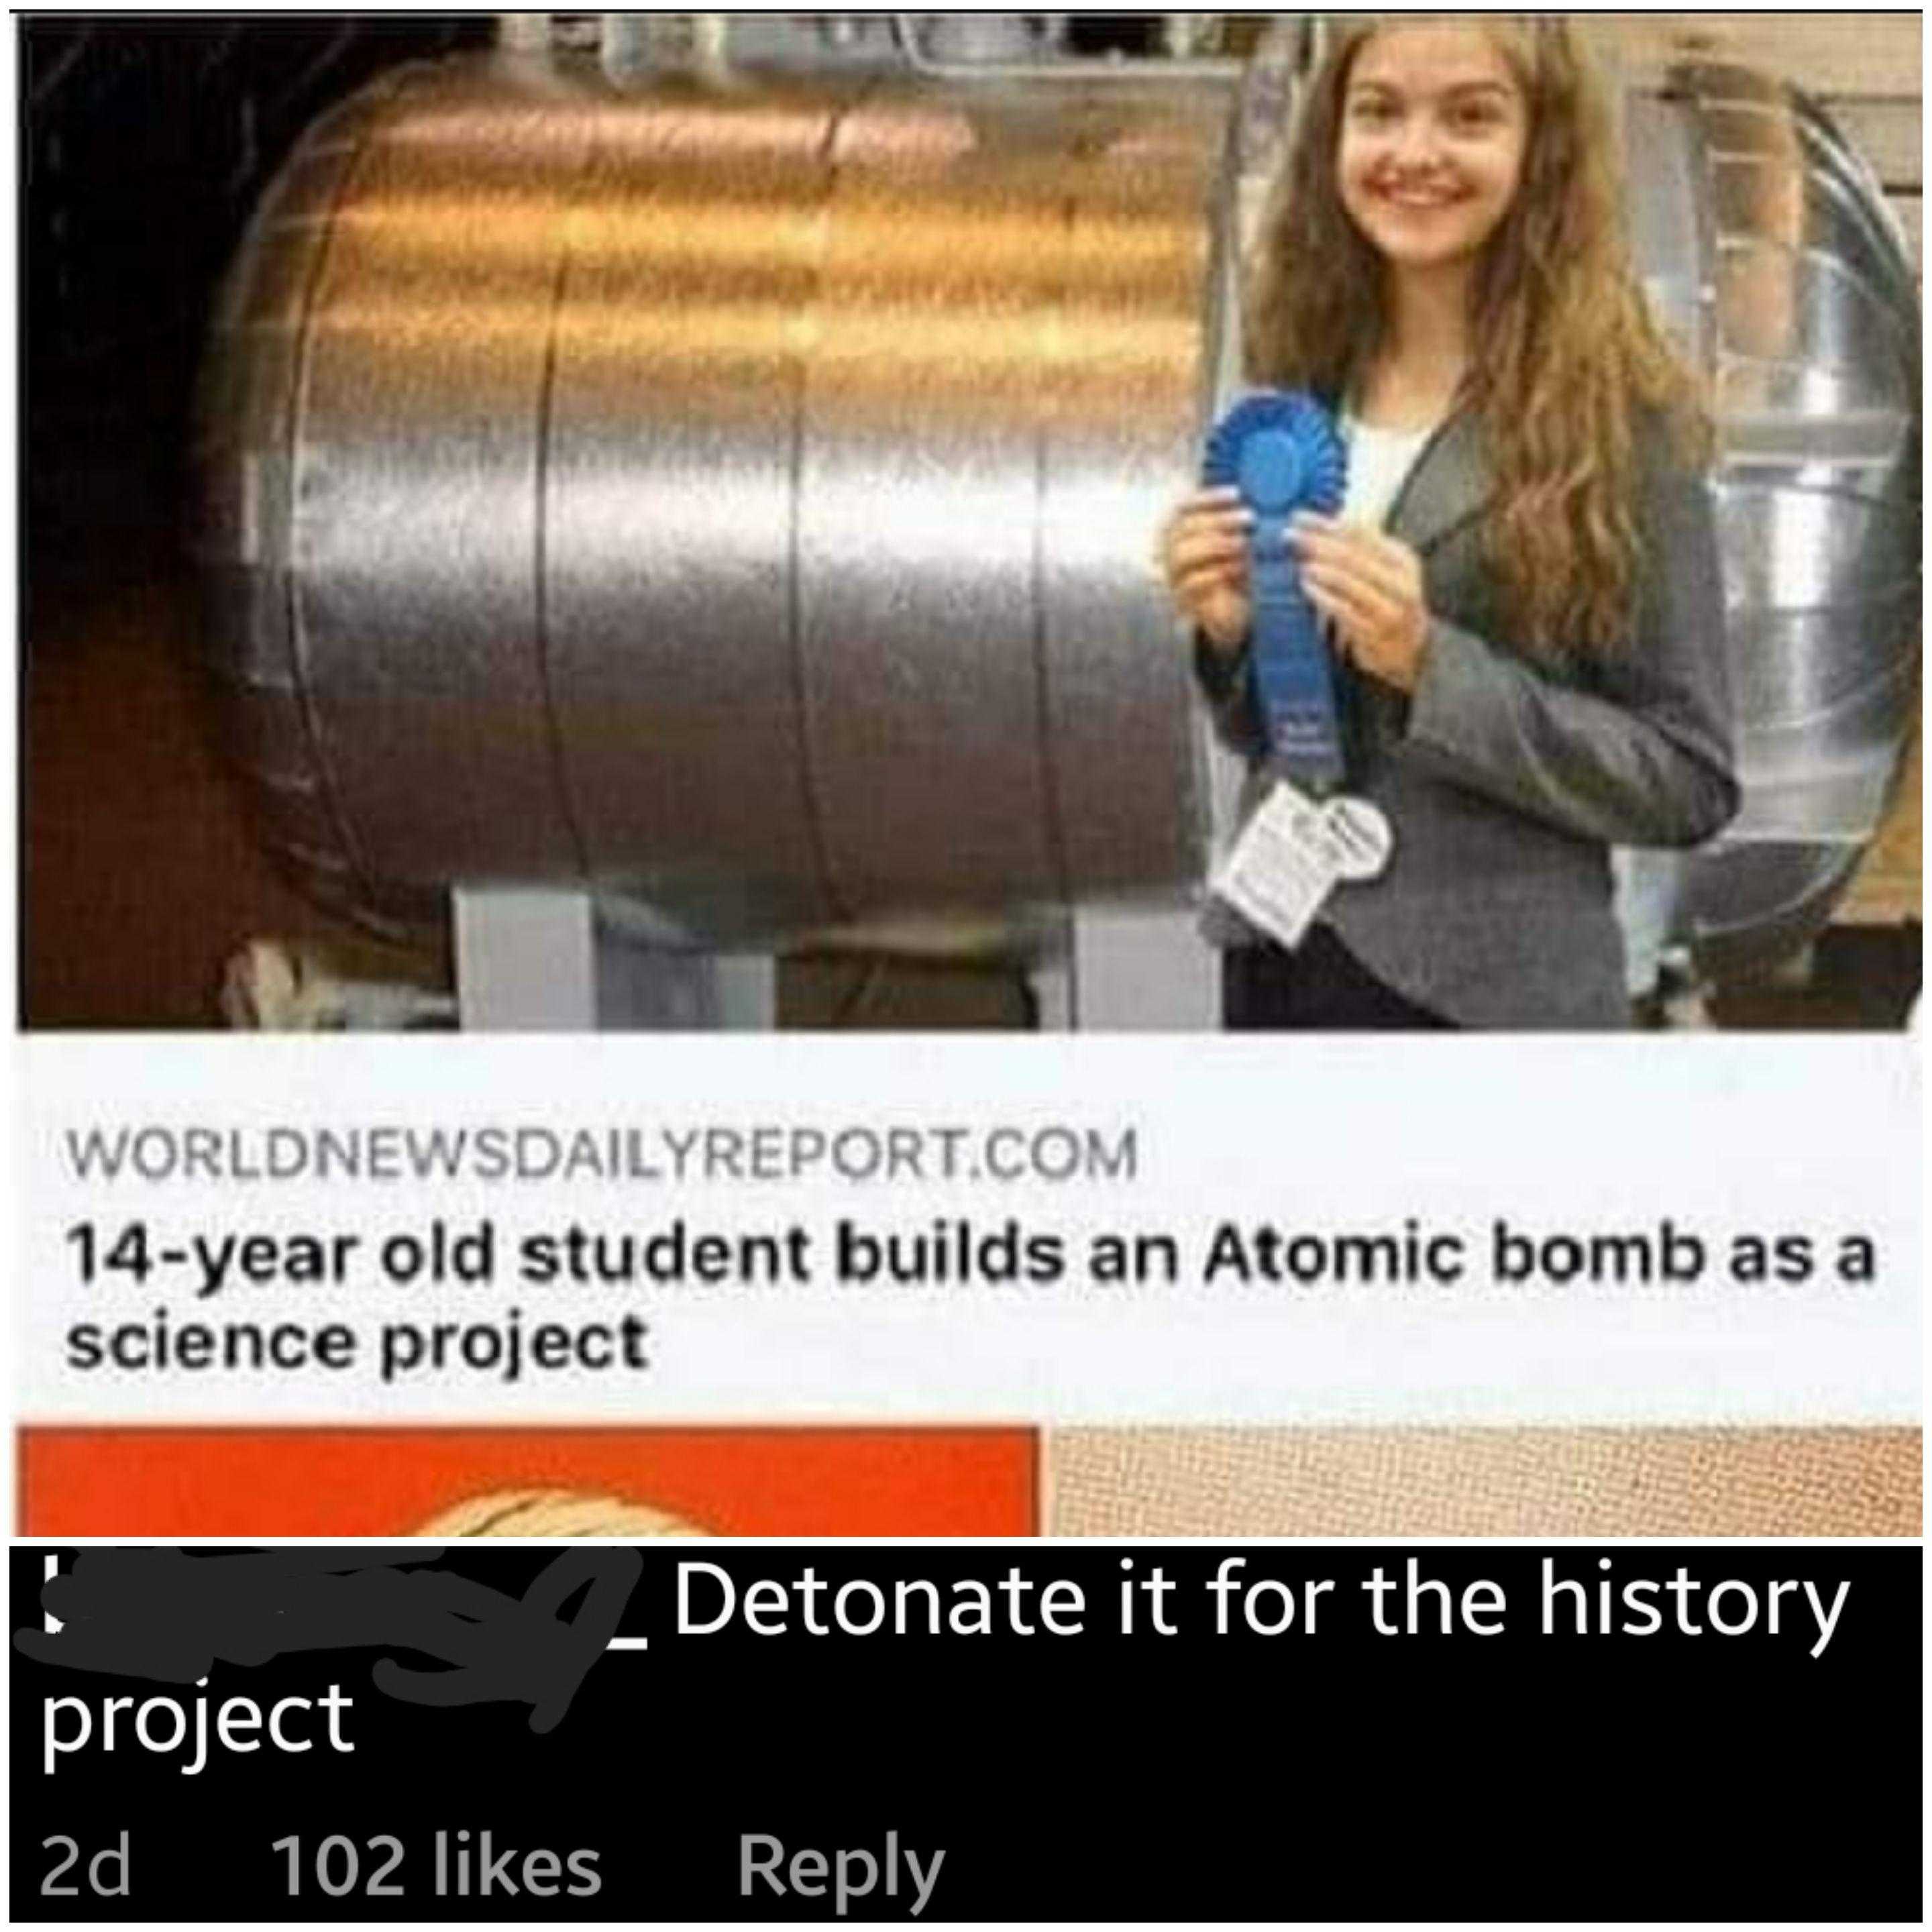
1202,390,1350,793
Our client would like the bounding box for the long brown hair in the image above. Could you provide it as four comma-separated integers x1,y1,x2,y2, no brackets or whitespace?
1244,15,1709,653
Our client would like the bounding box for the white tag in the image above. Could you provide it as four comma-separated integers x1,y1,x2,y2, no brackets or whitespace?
1212,786,1396,951
1210,780,1342,952
1323,796,1395,883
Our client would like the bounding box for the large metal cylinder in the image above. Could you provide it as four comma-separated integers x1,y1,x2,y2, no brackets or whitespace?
197,49,1919,979
193,54,1231,945
1622,63,1921,979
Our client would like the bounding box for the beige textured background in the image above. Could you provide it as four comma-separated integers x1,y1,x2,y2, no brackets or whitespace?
1046,1430,1923,1537
1578,12,1920,260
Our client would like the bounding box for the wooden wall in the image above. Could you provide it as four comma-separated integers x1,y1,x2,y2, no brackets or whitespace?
1579,11,1922,269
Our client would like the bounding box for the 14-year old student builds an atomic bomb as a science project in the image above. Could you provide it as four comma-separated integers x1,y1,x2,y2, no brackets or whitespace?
60,1205,1839,1389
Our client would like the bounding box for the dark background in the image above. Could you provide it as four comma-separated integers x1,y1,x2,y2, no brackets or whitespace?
11,1544,1925,1921
21,18,490,1028
23,18,488,568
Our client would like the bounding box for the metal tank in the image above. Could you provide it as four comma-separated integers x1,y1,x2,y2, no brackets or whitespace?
192,50,1232,949
195,39,1919,985
1619,62,1920,981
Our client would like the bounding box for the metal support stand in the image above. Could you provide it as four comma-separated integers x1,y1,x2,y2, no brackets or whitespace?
1073,906,1220,1030
453,888,776,1031
1028,907,1220,1030
453,888,597,1030
456,890,1211,1032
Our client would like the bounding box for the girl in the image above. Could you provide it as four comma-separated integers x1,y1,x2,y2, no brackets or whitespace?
1162,17,1737,1030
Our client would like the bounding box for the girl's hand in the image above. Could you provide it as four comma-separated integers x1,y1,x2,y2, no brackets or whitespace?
1158,486,1254,655
1292,514,1432,692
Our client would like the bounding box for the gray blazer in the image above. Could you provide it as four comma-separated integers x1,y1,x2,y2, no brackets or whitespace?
1195,406,1739,1029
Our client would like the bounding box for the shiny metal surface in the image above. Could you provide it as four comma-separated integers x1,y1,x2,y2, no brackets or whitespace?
195,77,435,930
1622,64,1921,977
195,54,1228,947
199,50,1917,983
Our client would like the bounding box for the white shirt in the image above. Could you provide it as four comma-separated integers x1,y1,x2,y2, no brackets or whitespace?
1340,414,1438,531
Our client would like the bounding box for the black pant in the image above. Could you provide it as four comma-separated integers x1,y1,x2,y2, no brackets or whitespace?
1223,928,1455,1032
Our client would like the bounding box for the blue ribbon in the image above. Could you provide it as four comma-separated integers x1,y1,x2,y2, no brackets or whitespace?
1202,391,1350,793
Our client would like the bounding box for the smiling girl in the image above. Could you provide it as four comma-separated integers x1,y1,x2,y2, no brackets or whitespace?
1162,17,1738,1030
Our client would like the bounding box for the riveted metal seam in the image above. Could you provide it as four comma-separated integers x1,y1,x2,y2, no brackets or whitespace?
531,100,600,884
786,84,881,926
282,64,429,908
